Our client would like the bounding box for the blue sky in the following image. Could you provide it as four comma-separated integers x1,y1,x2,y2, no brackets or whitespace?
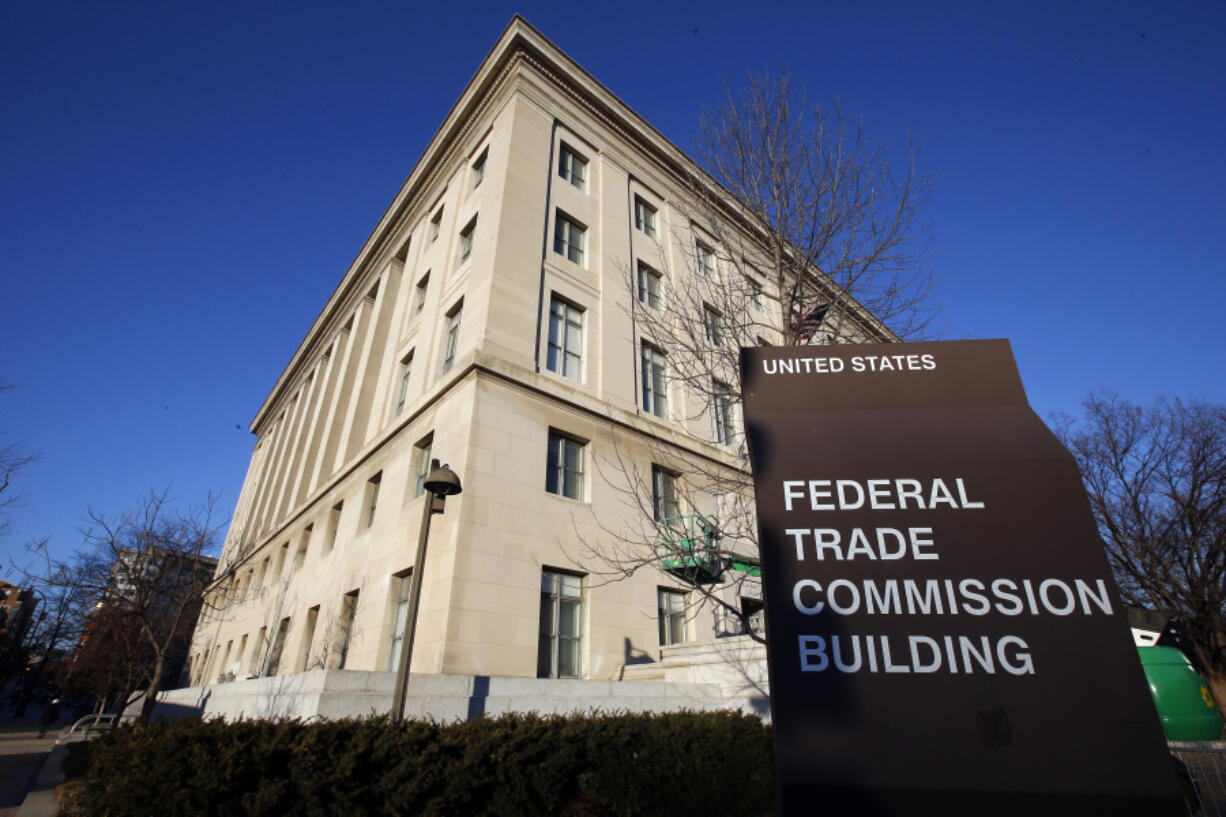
2,0,1223,567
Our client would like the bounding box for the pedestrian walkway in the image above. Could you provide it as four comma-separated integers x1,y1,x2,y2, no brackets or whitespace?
0,715,56,817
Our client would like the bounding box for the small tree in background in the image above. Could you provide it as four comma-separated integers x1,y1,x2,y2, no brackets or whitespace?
1056,393,1226,703
28,488,223,721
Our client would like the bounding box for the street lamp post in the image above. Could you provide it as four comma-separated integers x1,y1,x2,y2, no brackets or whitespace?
391,459,462,721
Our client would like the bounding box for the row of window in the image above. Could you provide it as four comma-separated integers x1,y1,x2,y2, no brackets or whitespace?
197,568,690,685
556,141,759,301
393,299,463,418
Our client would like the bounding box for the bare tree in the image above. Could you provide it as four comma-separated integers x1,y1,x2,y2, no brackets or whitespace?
0,382,36,542
7,567,91,714
581,70,937,641
1055,393,1226,703
28,488,225,721
63,601,153,714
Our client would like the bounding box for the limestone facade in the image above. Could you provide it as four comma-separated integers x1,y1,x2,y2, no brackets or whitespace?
185,17,847,695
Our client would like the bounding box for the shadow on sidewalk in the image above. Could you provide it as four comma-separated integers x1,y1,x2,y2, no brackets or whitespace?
0,751,50,810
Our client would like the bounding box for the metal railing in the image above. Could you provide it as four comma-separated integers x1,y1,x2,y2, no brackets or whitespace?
1172,742,1226,815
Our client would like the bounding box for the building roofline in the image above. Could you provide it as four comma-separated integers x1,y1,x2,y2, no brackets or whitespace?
250,15,893,432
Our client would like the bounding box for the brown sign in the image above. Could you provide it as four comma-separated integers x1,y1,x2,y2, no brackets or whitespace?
740,339,1182,816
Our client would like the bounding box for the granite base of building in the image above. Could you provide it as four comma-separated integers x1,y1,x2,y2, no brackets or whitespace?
157,635,771,722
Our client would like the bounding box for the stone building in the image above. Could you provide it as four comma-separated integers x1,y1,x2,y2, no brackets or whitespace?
177,16,885,720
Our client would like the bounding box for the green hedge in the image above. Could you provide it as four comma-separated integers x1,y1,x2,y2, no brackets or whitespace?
77,711,773,817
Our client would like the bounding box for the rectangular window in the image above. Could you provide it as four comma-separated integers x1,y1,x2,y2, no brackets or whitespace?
538,570,583,679
220,640,233,675
275,541,289,577
268,617,291,676
258,556,270,588
298,606,319,671
414,272,429,315
395,351,414,415
364,472,382,529
546,431,586,501
337,590,359,669
637,263,661,309
658,589,687,646
652,466,680,522
387,570,412,671
640,342,667,418
713,381,734,445
741,597,765,635
413,436,434,499
703,305,721,345
236,634,248,674
458,216,477,264
328,502,343,553
747,278,763,310
429,207,443,242
696,241,716,277
558,144,587,189
251,626,267,674
294,526,311,571
471,150,487,188
441,300,463,373
634,197,657,238
553,213,586,266
546,297,583,381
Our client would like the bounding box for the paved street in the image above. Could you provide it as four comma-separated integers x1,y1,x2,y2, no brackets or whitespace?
0,715,56,817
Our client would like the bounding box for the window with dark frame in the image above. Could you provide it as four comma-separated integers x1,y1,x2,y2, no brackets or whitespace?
634,197,657,238
441,300,463,373
364,472,382,528
395,351,414,415
713,381,734,445
696,241,716,277
640,342,667,418
414,272,430,315
553,213,586,266
703,305,721,345
637,262,661,309
412,436,434,499
557,145,588,189
546,431,586,501
387,570,412,671
471,150,487,188
337,589,359,669
429,207,443,242
538,570,583,678
658,589,687,646
546,297,583,381
458,216,477,263
652,465,680,522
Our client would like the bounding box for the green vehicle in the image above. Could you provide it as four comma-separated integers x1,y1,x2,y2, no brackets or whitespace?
1138,645,1223,742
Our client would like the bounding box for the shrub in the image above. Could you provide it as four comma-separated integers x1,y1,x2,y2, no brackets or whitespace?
77,711,772,816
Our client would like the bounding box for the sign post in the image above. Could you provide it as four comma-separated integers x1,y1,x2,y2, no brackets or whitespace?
741,339,1184,816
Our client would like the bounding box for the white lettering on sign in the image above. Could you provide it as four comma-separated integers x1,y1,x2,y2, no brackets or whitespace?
762,353,936,375
778,475,1115,677
798,634,1035,676
782,478,984,511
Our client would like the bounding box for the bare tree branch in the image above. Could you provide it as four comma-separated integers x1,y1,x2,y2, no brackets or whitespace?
574,70,938,651
1055,393,1226,705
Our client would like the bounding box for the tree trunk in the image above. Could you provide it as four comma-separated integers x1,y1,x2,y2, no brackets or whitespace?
138,656,165,723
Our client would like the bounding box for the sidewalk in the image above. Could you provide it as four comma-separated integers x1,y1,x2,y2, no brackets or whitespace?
0,715,58,817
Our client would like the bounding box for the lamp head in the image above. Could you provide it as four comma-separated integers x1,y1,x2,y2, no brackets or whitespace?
424,461,462,497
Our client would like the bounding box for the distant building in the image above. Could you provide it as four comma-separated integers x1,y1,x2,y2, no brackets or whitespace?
181,17,883,717
72,548,218,695
0,581,38,673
